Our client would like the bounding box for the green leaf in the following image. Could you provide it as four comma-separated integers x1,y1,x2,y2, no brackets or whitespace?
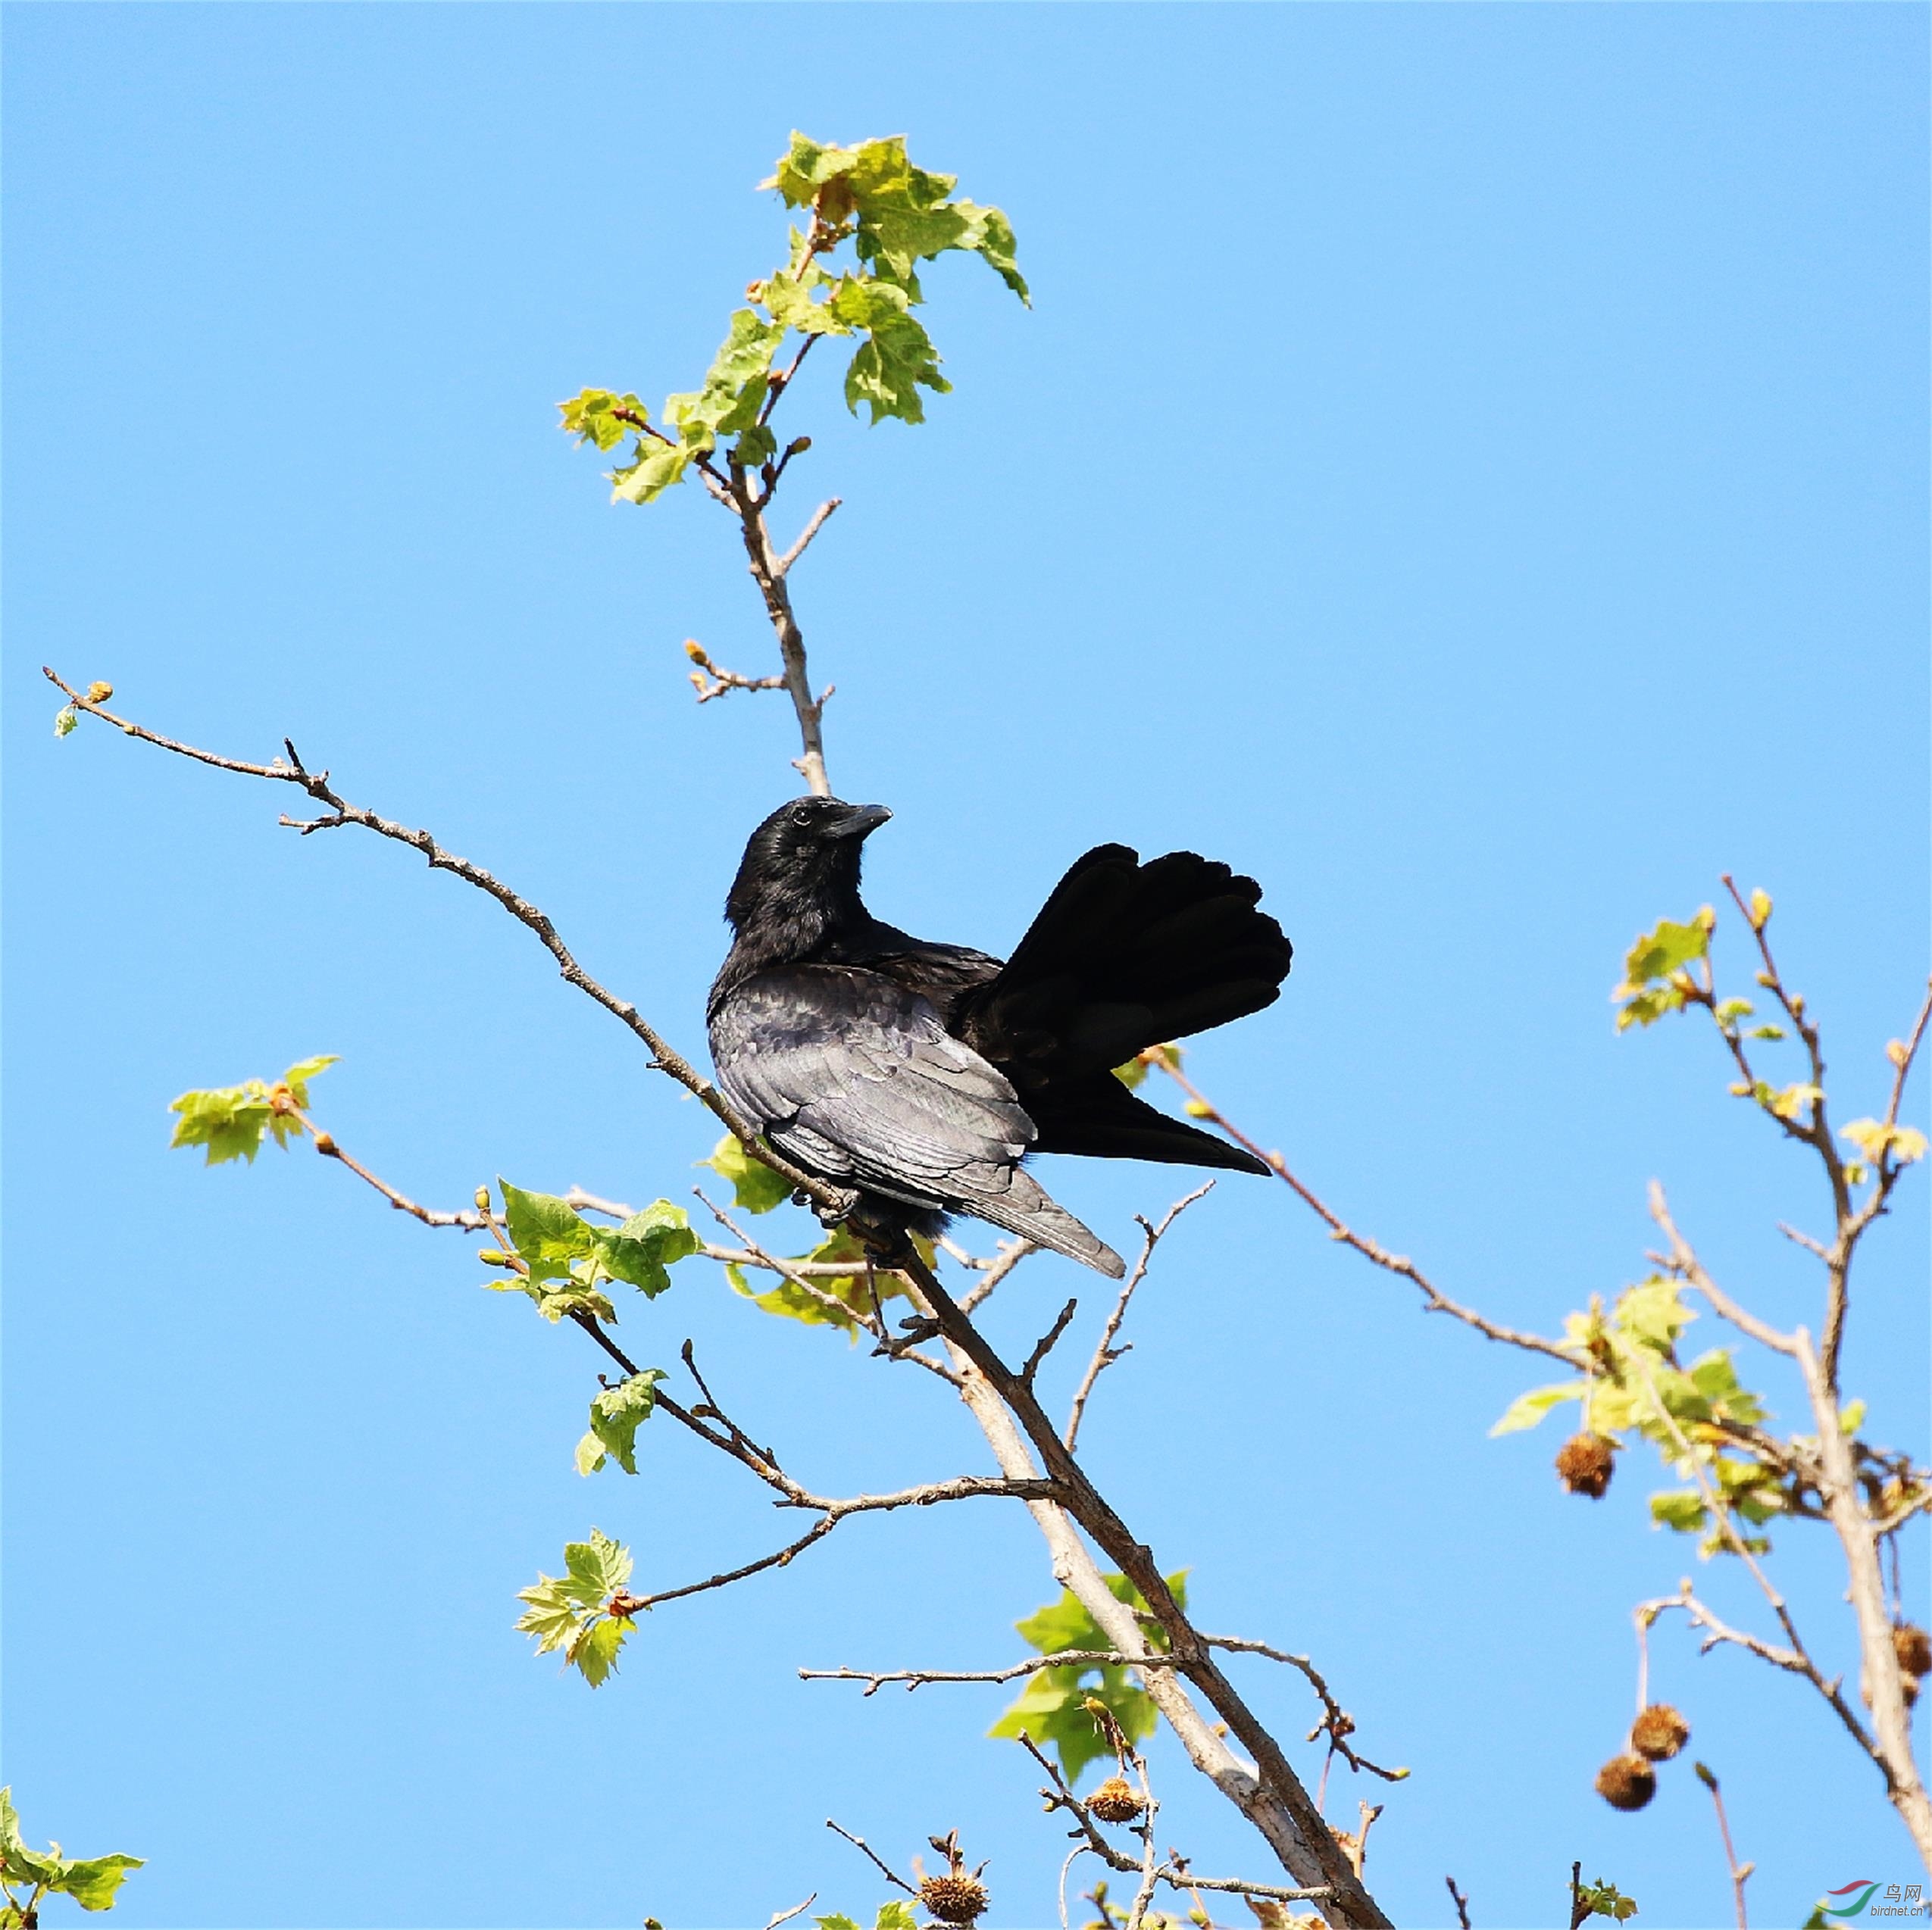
1576,1879,1639,1923
0,1792,142,1912
168,1082,275,1166
874,1907,918,1930
1612,913,1712,1027
499,1181,599,1282
47,1854,145,1910
814,1917,864,1930
570,1615,630,1688
1649,1490,1708,1534
518,1530,635,1684
1490,1381,1586,1437
54,705,79,738
1766,1082,1822,1122
559,389,649,452
733,422,778,469
991,1573,1186,1782
732,1225,914,1336
609,439,692,505
702,1133,795,1214
828,276,948,425
666,308,785,451
280,1054,338,1107
1615,1276,1693,1353
577,1369,667,1476
599,1201,699,1298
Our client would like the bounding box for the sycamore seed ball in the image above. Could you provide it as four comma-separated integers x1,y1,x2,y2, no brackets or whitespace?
1555,1432,1617,1499
919,1873,990,1925
1595,1754,1657,1812
1629,1704,1690,1761
1086,1775,1146,1825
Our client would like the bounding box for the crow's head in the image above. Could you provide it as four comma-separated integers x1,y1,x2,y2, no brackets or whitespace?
724,795,893,942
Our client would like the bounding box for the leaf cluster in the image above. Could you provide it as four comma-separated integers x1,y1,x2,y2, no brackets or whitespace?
1575,1876,1640,1922
1493,1276,1811,1557
561,133,1027,503
989,1572,1188,1783
481,1180,697,1327
0,1788,142,1922
514,1528,636,1688
815,1907,918,1930
167,1055,337,1165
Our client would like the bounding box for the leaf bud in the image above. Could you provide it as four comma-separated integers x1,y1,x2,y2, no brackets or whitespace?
1183,1099,1213,1119
684,640,705,661
475,1185,492,1211
1887,1038,1910,1068
86,681,114,704
786,436,812,456
1749,888,1772,929
1696,904,1718,932
312,1131,338,1155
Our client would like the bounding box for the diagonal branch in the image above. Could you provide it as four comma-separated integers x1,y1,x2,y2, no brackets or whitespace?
42,667,847,1213
1150,1058,1575,1367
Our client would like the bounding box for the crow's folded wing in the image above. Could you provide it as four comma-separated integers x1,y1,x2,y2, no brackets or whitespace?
710,964,1036,1210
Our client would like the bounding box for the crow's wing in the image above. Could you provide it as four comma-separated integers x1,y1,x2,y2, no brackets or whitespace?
711,964,1124,1274
711,964,1035,1207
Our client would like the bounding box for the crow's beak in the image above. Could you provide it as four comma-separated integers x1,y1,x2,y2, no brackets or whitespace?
829,803,892,841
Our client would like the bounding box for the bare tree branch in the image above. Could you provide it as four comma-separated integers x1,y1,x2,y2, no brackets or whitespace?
42,667,847,1213
1149,1057,1575,1368
1066,1185,1212,1451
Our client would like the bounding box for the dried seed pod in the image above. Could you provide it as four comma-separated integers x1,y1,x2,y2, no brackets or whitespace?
919,1872,990,1924
1594,1753,1656,1812
1086,1775,1145,1825
1629,1703,1690,1761
1555,1432,1617,1499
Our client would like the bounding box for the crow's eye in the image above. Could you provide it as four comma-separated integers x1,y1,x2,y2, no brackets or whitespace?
789,806,814,828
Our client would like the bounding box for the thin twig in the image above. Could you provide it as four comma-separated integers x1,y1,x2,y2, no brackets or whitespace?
1446,1875,1472,1930
1150,1058,1575,1367
302,1116,484,1229
1693,1763,1752,1930
959,1238,1038,1314
764,1895,817,1930
1023,1298,1081,1387
42,667,846,1212
1066,1185,1212,1450
824,1819,918,1897
777,498,842,576
1646,1184,1798,1357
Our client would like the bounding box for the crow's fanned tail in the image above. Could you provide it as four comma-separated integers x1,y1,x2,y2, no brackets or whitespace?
955,845,1293,1174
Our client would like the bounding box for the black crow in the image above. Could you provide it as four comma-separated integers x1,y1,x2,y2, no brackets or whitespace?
707,797,1293,1279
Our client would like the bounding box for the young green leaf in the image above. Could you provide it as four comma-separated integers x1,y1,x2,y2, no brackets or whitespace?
168,1082,276,1166
54,705,79,738
558,389,649,452
702,1133,796,1214
599,1202,700,1297
990,1572,1187,1782
1490,1381,1585,1437
1612,913,1712,1029
730,1225,914,1336
576,1369,667,1476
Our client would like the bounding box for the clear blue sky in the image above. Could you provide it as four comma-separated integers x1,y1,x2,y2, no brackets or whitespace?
6,6,1927,1928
